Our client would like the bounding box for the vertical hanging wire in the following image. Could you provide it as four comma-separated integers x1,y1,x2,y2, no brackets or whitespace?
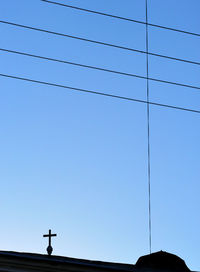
145,0,152,254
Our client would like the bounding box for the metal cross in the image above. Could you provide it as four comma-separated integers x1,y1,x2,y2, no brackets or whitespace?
43,229,57,256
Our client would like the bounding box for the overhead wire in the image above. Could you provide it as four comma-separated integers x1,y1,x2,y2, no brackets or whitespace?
1,73,200,115
1,47,200,91
145,0,152,254
1,20,200,67
41,0,200,38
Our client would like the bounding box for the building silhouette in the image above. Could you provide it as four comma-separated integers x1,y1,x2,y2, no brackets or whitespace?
0,250,194,272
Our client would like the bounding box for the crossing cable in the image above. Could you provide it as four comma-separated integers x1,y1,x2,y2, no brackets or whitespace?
1,47,200,91
145,0,152,254
1,73,200,114
1,20,200,68
41,0,200,38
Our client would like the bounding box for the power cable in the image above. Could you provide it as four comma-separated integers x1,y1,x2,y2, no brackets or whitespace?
1,73,200,114
145,0,152,254
1,20,200,67
41,0,200,38
1,47,200,91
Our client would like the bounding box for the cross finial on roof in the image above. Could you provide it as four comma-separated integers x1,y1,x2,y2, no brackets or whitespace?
43,229,57,256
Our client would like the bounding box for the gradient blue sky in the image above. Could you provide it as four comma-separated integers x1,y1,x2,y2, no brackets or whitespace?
1,0,200,270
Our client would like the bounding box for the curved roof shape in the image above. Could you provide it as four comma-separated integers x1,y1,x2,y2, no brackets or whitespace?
136,251,190,271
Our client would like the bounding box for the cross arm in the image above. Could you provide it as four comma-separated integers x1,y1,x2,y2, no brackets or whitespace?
43,234,57,237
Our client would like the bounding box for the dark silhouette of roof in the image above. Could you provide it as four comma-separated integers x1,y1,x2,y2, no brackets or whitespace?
0,251,134,271
0,250,195,272
136,251,190,271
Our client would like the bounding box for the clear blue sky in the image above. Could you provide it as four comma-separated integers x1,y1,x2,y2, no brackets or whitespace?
1,0,200,270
